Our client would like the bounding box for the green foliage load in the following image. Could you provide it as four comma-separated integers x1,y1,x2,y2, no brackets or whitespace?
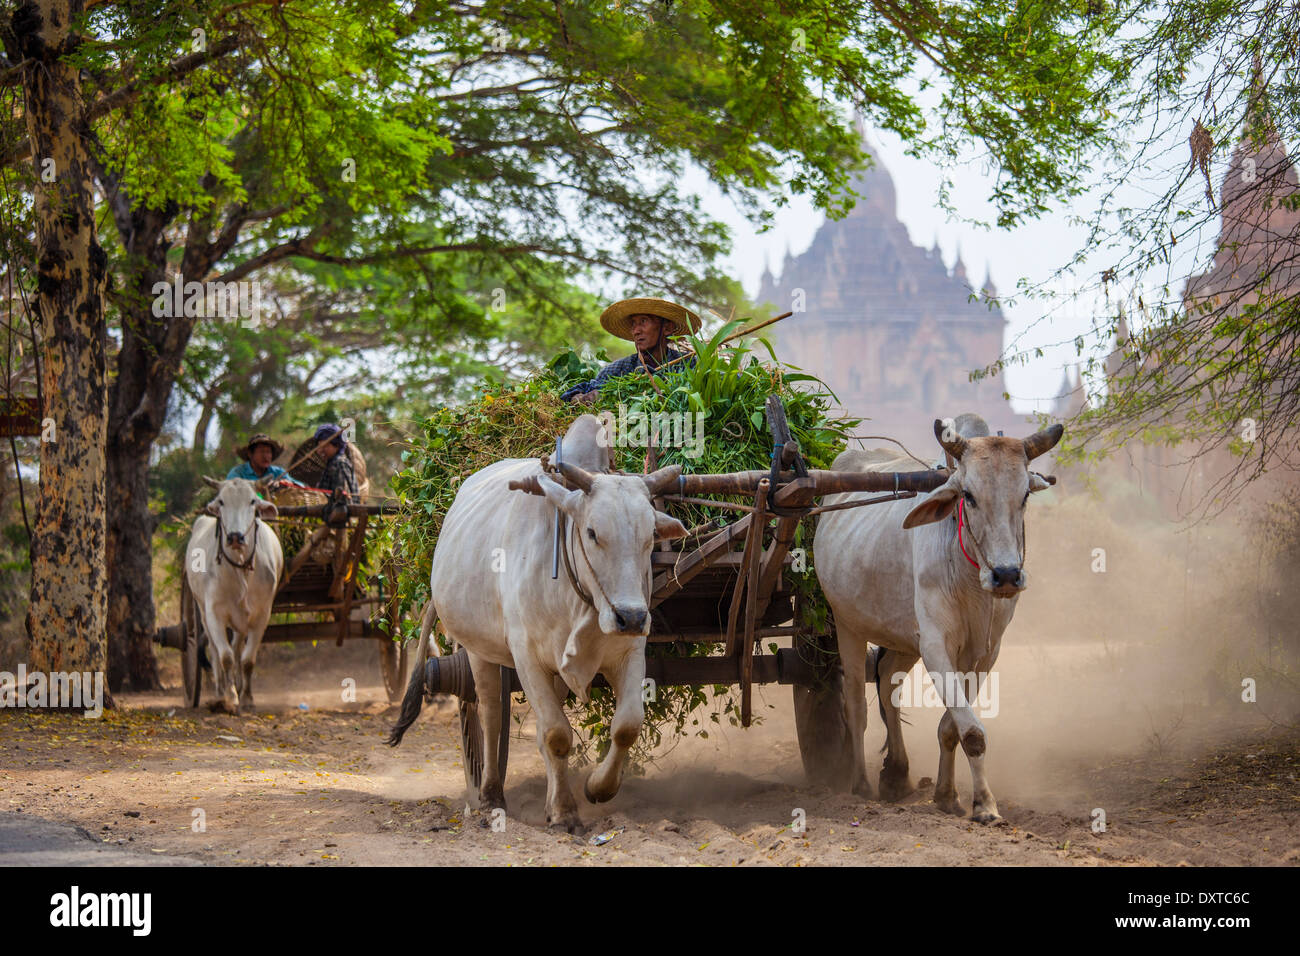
383,324,857,766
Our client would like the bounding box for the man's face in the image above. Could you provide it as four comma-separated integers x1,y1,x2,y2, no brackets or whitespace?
250,443,274,471
629,314,666,352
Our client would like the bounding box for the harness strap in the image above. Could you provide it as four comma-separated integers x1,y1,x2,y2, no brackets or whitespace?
213,513,259,572
955,496,1027,571
558,514,595,608
558,511,654,618
956,498,980,569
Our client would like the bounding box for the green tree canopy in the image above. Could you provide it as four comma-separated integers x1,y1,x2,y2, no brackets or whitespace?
0,0,1129,685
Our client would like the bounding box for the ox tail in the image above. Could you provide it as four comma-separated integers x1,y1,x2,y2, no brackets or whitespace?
872,645,911,752
385,598,437,747
872,645,889,754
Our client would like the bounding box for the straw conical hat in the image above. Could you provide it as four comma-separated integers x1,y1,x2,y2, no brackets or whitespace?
236,433,284,460
599,298,701,340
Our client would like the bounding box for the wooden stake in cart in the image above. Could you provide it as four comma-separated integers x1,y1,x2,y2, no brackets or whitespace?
421,394,1017,794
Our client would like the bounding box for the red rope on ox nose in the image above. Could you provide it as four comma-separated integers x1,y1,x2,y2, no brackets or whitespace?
957,497,980,569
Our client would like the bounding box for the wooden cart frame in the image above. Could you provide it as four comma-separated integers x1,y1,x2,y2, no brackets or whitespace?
156,498,410,706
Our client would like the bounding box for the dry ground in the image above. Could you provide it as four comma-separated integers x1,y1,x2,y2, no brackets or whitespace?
1,638,1296,867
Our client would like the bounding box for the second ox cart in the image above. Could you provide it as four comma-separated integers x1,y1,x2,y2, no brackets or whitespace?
157,487,411,707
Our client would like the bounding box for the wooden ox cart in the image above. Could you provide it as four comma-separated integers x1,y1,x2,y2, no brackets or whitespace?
156,492,410,706
422,397,1007,794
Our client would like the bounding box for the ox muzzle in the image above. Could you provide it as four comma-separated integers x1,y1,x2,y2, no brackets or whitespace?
988,564,1026,595
612,605,648,634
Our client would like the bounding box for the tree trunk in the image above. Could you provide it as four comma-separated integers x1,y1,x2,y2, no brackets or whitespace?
105,416,162,690
104,288,178,691
104,225,207,691
13,0,110,677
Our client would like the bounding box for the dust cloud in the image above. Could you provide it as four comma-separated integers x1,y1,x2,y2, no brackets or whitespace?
624,472,1299,817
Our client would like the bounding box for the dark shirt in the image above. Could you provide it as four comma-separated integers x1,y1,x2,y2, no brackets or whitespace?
560,346,693,401
319,447,359,502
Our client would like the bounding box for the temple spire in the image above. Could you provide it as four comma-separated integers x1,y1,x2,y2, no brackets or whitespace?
982,265,997,297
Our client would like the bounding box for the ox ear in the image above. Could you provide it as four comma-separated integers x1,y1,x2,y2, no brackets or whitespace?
203,497,220,517
1029,472,1052,493
256,499,279,519
537,473,583,517
653,511,689,541
902,478,960,529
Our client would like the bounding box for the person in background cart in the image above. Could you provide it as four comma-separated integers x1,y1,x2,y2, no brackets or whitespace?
312,423,360,503
226,433,304,490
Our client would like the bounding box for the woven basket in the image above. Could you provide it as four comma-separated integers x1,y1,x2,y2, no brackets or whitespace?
269,484,338,565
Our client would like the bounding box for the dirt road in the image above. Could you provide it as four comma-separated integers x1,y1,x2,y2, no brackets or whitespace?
1,639,1295,866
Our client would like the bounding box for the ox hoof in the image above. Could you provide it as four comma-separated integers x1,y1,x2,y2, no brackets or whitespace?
583,776,616,805
851,775,874,800
960,728,986,758
208,699,238,715
547,812,582,835
934,793,965,817
972,804,1003,825
479,784,507,813
878,771,914,804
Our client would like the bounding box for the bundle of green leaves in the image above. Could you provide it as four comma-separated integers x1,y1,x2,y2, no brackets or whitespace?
382,323,857,766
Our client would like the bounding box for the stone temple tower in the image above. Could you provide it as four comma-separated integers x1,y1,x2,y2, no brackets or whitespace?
757,136,1024,453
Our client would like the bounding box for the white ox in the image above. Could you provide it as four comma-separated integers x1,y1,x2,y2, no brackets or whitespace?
815,414,1062,823
387,415,687,832
186,477,284,713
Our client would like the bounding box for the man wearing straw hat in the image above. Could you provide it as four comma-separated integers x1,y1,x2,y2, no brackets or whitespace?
561,297,700,405
227,433,304,489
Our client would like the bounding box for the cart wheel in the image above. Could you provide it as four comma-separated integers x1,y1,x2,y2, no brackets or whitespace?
457,664,513,805
792,630,855,790
380,638,408,704
180,577,205,709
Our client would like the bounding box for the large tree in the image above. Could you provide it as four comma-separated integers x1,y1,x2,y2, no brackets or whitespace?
992,0,1300,515
2,0,1126,688
4,0,110,677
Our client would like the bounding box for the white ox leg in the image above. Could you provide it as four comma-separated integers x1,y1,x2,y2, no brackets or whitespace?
917,629,986,753
876,648,919,802
239,604,272,714
966,668,1000,823
230,629,246,699
583,643,644,804
465,652,507,812
934,709,963,815
917,616,993,820
509,645,581,832
836,625,874,798
201,604,239,713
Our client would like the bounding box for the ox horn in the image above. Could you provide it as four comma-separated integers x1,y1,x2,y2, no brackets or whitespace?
202,475,223,489
933,419,967,462
642,464,682,496
1022,423,1064,461
556,461,596,493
